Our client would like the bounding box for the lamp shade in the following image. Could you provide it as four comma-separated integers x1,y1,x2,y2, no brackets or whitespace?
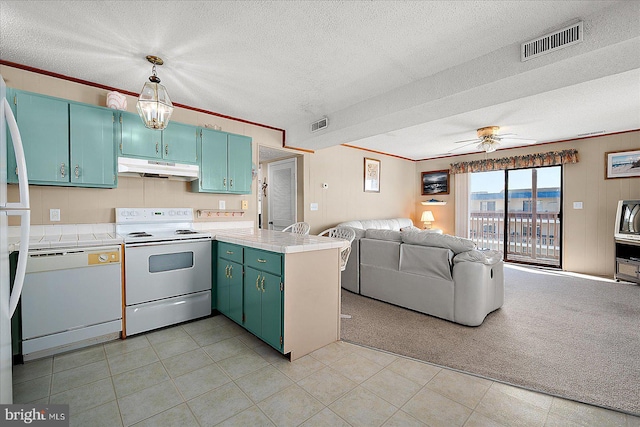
421,211,435,222
136,81,174,130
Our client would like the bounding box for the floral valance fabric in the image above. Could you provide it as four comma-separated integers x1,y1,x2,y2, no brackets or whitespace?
449,149,578,174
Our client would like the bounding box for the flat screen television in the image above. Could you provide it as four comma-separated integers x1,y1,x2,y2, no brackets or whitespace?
615,200,640,242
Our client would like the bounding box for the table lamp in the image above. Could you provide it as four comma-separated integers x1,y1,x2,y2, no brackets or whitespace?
421,211,435,229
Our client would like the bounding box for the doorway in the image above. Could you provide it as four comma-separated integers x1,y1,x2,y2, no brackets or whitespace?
469,166,562,267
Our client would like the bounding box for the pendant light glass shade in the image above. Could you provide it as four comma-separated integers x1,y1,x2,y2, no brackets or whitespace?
136,56,174,130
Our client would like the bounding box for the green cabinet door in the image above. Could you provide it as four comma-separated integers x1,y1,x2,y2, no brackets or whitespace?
11,92,69,184
244,266,283,351
216,258,231,316
244,266,263,337
120,111,162,159
227,134,252,194
228,260,243,325
259,270,283,350
162,122,197,164
199,129,228,192
69,104,117,187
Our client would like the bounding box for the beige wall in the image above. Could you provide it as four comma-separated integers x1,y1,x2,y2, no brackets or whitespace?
302,146,416,234
1,64,284,226
415,131,640,277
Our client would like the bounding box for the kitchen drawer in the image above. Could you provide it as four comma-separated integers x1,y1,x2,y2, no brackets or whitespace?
218,242,243,264
245,248,282,276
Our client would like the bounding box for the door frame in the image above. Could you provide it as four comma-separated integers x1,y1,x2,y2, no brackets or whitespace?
266,157,297,231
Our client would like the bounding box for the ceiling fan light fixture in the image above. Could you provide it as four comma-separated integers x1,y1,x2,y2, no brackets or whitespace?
136,55,174,130
477,138,499,153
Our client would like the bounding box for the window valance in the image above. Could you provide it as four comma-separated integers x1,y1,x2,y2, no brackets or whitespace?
449,149,578,174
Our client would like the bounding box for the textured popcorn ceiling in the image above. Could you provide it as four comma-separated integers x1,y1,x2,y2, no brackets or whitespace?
1,1,638,159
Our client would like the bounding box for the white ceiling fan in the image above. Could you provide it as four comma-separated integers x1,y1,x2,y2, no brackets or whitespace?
450,126,536,153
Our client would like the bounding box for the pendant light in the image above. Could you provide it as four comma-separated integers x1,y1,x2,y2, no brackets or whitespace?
136,55,174,130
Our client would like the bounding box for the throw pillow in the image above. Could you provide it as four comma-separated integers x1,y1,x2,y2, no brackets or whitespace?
402,230,475,254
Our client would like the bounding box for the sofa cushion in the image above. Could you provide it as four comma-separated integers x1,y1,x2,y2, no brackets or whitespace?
400,225,421,232
365,229,402,242
399,244,453,280
338,218,413,231
402,230,475,254
453,249,503,265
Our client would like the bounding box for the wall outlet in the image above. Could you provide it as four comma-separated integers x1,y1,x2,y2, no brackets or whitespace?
218,200,226,210
241,200,248,210
573,201,583,209
50,209,61,222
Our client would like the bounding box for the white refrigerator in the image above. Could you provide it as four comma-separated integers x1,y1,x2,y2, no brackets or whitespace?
0,74,30,404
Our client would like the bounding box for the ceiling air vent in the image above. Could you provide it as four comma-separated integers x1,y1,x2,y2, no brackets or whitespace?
310,117,329,133
521,21,583,62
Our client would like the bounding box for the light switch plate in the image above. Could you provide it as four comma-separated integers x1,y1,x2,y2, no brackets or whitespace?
310,203,318,211
50,209,61,222
573,201,583,209
218,200,226,210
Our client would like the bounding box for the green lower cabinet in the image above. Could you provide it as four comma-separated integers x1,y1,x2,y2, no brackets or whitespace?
244,266,283,351
216,258,243,325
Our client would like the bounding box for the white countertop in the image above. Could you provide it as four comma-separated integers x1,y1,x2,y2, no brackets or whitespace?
211,228,348,254
8,221,347,254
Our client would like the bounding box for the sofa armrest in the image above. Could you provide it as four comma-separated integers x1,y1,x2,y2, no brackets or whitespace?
453,249,503,265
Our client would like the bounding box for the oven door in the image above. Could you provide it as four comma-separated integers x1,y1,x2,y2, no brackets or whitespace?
125,240,211,305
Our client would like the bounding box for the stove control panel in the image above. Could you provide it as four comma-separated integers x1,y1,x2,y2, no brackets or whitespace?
116,208,194,223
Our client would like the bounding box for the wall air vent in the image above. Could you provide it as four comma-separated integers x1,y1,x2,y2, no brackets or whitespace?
521,21,583,62
310,117,329,133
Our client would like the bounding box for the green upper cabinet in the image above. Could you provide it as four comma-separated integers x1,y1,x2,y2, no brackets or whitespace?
227,134,252,194
119,112,197,164
8,91,69,184
7,90,116,188
192,128,252,194
119,111,162,159
70,104,117,186
161,122,198,164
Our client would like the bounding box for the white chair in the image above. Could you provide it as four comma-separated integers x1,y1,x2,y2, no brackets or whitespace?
318,227,356,271
282,222,310,235
319,227,357,319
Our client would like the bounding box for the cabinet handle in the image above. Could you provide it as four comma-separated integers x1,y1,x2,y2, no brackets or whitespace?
223,178,226,187
60,163,66,178
74,165,80,178
15,166,18,176
165,144,168,156
155,142,159,154
225,265,230,278
261,276,265,292
256,274,261,291
228,265,233,278
257,259,267,263
230,178,233,188
226,251,234,255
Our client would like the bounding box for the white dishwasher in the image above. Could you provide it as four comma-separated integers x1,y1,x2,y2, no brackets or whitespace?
21,245,122,360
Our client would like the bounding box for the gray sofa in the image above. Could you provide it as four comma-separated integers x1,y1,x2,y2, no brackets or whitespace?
337,218,415,294
337,218,504,326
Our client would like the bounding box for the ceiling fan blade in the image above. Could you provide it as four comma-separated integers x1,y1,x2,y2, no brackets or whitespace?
499,137,537,144
453,138,481,144
447,141,479,153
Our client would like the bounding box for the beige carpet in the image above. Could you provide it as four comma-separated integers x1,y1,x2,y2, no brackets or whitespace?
340,264,640,415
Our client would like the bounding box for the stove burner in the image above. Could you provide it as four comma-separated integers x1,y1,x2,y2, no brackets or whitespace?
175,229,198,235
128,232,152,238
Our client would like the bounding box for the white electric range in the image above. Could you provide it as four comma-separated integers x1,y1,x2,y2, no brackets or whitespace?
116,208,212,336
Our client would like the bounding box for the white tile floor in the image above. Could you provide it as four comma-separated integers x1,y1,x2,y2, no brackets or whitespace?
12,314,640,426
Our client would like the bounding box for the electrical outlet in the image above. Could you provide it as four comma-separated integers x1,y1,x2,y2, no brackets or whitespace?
50,209,61,222
218,200,226,210
241,200,248,210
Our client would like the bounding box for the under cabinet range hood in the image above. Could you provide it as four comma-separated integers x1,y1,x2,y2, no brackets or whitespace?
117,157,199,181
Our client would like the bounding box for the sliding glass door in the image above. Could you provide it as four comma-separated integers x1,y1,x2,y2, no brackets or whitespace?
469,166,562,267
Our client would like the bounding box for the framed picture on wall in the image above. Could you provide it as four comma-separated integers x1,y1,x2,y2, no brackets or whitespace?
605,149,640,179
421,170,450,195
364,158,380,192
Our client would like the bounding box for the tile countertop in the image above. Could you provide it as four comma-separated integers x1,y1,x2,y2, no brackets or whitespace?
7,224,123,252
211,228,348,254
